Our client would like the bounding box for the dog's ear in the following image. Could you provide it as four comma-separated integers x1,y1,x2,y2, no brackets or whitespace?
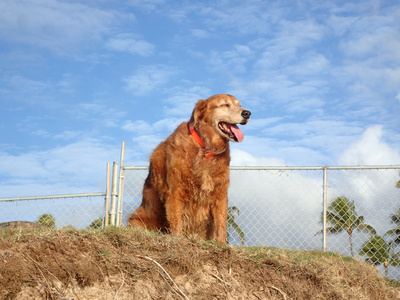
190,99,207,126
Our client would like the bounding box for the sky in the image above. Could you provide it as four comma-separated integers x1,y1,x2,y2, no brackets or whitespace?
1,0,400,197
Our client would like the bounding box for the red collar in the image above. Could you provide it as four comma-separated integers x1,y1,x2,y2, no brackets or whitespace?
188,123,215,157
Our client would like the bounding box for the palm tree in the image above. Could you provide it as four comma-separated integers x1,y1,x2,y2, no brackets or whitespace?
37,213,56,228
359,236,400,278
318,196,376,257
384,207,400,245
227,206,245,245
385,177,400,245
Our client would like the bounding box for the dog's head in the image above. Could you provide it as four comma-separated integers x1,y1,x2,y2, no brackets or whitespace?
190,94,251,143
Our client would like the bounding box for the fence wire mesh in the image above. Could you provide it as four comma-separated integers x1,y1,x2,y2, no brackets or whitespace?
0,193,107,230
121,166,400,280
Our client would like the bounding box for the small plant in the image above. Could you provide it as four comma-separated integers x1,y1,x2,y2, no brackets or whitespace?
37,213,56,228
227,206,245,245
87,217,104,229
98,248,110,259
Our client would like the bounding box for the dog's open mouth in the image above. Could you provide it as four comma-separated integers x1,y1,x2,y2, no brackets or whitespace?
218,122,244,142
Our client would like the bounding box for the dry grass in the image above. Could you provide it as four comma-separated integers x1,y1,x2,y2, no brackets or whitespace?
0,226,399,300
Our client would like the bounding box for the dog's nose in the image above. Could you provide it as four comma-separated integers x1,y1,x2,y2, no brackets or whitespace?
241,110,251,119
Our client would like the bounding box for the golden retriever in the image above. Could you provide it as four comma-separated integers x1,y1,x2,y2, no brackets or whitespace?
128,94,251,243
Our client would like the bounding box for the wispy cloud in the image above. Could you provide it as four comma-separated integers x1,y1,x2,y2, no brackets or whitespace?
1,75,55,105
72,103,126,128
126,0,167,11
106,33,155,56
207,45,254,74
124,65,178,96
0,138,119,197
0,0,132,56
162,87,212,118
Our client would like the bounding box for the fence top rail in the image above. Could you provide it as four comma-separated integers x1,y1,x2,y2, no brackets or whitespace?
232,165,400,170
122,166,149,170
122,165,400,171
0,192,106,202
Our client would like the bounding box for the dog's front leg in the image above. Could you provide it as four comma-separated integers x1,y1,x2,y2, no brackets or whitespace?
164,188,184,236
210,193,228,244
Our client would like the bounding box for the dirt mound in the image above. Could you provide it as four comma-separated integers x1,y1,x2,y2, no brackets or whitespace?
0,227,399,300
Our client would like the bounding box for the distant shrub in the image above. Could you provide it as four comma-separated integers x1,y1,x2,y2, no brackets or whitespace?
37,213,56,228
88,217,104,229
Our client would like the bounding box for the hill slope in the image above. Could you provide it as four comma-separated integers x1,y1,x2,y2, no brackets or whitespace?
0,227,399,300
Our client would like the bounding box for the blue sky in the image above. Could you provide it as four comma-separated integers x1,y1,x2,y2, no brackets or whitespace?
1,0,400,197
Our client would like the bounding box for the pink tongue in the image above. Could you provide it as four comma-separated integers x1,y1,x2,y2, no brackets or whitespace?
230,124,244,142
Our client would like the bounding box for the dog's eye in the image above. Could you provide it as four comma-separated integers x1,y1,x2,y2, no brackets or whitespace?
220,103,230,108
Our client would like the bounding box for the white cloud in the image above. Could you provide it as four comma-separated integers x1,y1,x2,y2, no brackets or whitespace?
53,130,85,141
196,2,278,36
126,0,166,11
0,0,132,55
285,53,330,77
106,34,155,56
234,117,368,166
207,45,254,73
122,118,183,135
124,65,177,96
31,129,51,138
162,89,209,118
189,29,211,39
122,120,153,134
339,125,400,165
70,102,126,129
247,117,283,130
329,6,400,110
0,139,119,197
1,75,54,105
230,149,285,166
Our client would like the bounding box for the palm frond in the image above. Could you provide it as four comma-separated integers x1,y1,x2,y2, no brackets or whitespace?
356,223,376,235
358,236,389,264
389,259,400,267
315,226,343,235
227,206,245,245
228,206,240,216
384,228,400,237
392,251,400,260
229,220,245,245
390,208,400,224
326,226,344,234
395,180,400,189
325,211,346,228
329,196,352,219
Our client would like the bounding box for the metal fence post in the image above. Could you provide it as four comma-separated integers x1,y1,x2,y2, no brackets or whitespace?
109,162,118,226
104,162,111,227
116,141,125,227
322,166,328,252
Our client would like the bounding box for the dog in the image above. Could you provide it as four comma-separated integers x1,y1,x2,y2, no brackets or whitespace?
128,94,251,243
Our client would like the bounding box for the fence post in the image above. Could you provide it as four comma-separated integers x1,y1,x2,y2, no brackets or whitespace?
103,162,111,228
322,166,328,251
109,162,118,226
116,141,125,227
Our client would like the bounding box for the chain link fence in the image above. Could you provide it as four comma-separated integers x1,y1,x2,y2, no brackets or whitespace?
1,165,399,279
0,193,107,230
121,165,400,280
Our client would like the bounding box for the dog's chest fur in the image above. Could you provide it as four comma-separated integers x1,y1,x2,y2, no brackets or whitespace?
178,154,230,234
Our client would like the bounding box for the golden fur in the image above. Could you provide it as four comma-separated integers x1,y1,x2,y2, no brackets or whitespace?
128,94,251,243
